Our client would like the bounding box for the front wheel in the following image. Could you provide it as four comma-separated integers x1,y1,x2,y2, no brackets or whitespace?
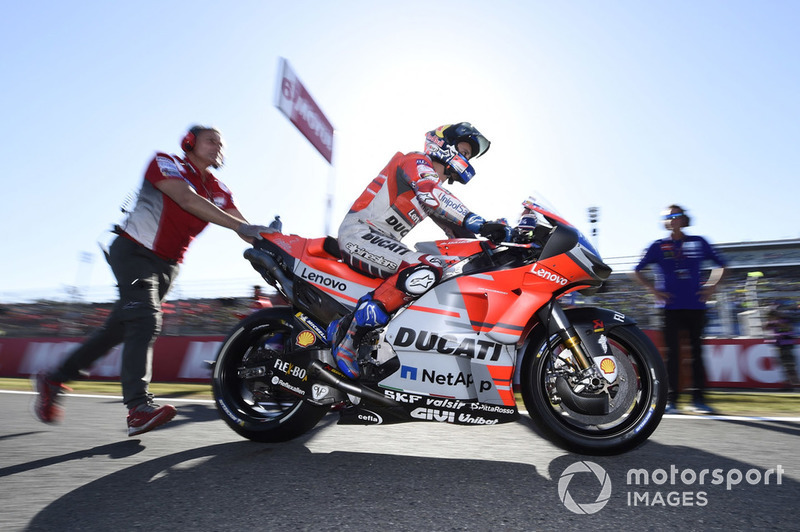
521,325,667,455
212,309,331,442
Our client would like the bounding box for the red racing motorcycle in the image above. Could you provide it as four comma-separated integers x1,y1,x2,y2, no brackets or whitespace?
212,199,667,455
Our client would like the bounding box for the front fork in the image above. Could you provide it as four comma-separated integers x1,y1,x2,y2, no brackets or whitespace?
542,302,605,391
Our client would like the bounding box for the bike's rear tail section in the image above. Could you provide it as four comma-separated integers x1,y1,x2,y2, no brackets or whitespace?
244,233,381,323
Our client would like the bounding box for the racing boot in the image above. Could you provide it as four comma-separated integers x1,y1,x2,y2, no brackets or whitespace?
327,294,389,379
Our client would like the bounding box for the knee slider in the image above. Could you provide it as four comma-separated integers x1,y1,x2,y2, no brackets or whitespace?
396,263,441,296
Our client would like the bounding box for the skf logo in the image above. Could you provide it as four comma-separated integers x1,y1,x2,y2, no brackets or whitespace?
599,357,616,374
296,330,316,347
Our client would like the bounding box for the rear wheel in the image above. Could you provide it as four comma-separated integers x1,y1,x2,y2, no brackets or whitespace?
521,325,666,455
212,309,330,442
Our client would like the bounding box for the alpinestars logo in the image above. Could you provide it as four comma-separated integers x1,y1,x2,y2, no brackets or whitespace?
404,270,436,294
344,242,398,270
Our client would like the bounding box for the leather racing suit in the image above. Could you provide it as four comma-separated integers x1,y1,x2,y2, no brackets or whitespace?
337,150,478,312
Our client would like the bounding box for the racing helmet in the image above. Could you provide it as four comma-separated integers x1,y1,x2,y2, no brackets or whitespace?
424,122,491,184
514,196,540,243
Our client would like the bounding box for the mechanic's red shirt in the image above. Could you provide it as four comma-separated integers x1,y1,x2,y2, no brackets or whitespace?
119,153,236,262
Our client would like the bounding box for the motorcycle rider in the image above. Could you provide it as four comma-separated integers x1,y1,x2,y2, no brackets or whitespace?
327,122,510,379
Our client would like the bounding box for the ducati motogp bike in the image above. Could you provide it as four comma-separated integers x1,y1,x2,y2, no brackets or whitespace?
211,199,667,455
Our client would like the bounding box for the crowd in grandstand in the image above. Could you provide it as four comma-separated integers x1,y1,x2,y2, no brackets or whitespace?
1,270,797,339
0,287,285,338
589,269,799,335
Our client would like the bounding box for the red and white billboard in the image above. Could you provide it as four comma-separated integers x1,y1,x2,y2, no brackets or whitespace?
0,336,224,382
275,57,334,164
1,335,796,388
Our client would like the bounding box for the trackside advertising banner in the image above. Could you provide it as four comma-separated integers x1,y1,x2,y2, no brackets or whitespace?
0,336,224,382
0,335,796,387
274,57,334,164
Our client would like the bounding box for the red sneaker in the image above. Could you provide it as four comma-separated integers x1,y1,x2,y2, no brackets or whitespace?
34,373,72,423
127,402,177,436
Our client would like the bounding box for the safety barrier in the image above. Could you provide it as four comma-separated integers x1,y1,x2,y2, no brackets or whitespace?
0,334,796,388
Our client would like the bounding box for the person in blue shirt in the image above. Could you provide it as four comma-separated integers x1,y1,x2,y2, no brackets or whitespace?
634,204,726,415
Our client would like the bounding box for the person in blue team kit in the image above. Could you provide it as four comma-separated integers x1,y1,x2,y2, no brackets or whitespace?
634,204,726,415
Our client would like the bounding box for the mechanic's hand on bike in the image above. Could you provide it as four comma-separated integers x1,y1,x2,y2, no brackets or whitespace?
237,223,274,240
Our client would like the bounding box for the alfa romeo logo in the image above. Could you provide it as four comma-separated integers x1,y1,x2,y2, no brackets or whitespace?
558,461,612,514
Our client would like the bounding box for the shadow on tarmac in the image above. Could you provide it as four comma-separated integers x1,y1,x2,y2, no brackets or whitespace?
21,404,799,531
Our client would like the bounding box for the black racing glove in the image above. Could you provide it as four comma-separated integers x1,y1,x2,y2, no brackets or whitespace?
479,222,512,245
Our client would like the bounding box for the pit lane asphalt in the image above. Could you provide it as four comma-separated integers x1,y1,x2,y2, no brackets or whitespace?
1,391,798,531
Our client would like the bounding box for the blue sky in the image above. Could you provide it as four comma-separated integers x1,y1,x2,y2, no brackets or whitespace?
2,1,798,302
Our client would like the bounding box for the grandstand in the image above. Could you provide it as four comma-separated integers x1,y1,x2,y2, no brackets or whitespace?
0,293,286,338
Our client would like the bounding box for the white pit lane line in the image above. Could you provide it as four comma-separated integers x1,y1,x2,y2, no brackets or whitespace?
5,389,799,422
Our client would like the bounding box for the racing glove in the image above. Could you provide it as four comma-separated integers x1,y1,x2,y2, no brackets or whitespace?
463,213,487,234
480,221,513,244
464,213,512,244
237,223,273,240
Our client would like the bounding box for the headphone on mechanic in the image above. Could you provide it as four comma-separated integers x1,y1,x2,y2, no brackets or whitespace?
181,125,205,153
181,125,224,168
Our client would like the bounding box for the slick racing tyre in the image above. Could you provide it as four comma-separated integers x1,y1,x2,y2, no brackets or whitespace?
212,308,330,442
521,324,667,455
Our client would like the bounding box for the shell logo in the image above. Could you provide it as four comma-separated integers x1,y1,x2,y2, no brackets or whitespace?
296,330,316,347
599,358,616,374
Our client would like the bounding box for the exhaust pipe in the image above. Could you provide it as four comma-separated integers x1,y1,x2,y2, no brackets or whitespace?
308,360,398,408
244,248,295,296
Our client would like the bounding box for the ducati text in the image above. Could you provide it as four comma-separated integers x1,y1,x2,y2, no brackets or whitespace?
393,327,504,361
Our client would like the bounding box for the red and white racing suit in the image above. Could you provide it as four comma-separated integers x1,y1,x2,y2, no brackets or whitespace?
120,152,237,262
337,151,476,313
